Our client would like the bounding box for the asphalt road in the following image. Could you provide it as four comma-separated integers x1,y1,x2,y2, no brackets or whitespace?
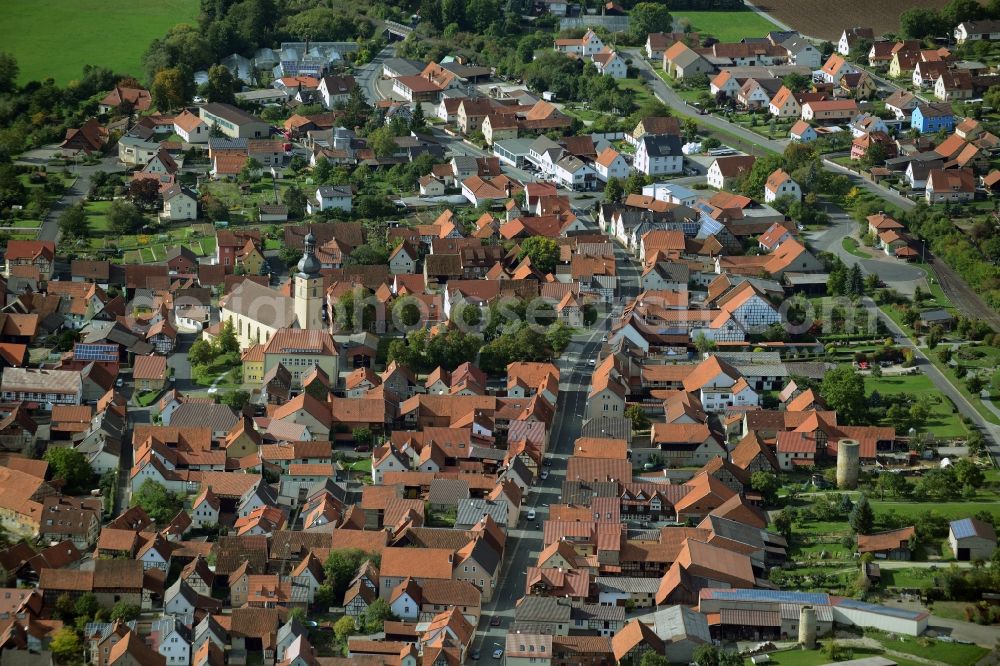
357,46,396,105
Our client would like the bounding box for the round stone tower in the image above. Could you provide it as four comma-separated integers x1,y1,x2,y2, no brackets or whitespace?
799,606,817,649
836,438,861,490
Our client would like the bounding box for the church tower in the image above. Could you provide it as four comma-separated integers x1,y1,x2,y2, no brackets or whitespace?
294,232,325,331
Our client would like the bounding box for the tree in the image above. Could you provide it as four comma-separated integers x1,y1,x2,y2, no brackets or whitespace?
333,615,356,645
782,72,811,93
692,645,743,666
625,405,650,431
206,64,237,104
546,320,572,353
862,140,889,170
630,2,673,40
220,389,250,411
409,102,426,131
773,509,794,540
368,126,398,158
189,339,215,366
283,186,308,219
352,427,372,446
739,155,784,200
603,178,624,203
239,157,262,184
131,479,184,523
110,602,140,622
821,366,868,425
74,593,99,621
151,67,188,111
900,7,946,39
44,448,93,494
953,458,985,489
129,178,161,210
59,203,90,239
848,263,865,296
218,319,239,355
50,628,82,664
517,236,559,274
875,471,909,499
640,653,670,666
107,199,145,235
362,598,396,633
750,471,781,505
0,53,18,94
324,549,375,601
849,494,875,535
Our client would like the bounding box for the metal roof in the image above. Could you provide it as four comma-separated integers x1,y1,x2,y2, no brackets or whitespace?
833,597,926,620
701,589,829,605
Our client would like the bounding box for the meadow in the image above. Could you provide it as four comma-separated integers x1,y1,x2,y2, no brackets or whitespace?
672,10,780,43
1,0,200,85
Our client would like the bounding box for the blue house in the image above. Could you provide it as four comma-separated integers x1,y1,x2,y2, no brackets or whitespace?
911,102,955,133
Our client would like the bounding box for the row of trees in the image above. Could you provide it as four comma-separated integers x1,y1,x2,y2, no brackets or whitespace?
900,0,1000,39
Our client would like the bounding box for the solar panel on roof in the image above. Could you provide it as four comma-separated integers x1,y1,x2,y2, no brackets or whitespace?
834,597,924,620
950,518,976,540
704,589,829,605
73,344,119,362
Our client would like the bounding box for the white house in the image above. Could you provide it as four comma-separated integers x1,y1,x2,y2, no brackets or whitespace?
820,54,857,84
707,155,756,190
954,19,1000,44
849,112,889,138
592,49,628,78
789,120,817,142
307,185,353,214
763,169,801,203
191,487,220,528
162,185,198,221
173,110,209,144
554,29,604,57
643,182,699,207
152,617,191,666
634,135,683,176
318,75,355,109
389,242,417,275
838,27,874,56
594,146,629,182
551,154,597,190
948,517,997,560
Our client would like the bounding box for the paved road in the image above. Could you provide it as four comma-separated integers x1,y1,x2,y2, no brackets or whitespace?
809,205,925,295
628,50,786,156
470,329,604,657
15,153,122,244
357,46,396,104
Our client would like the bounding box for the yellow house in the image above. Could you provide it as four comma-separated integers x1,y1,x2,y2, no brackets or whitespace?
242,344,265,383
133,355,168,392
262,329,340,389
483,114,518,146
224,416,262,459
236,240,266,275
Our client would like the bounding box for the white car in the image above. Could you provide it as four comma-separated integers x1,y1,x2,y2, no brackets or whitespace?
540,470,549,480
588,359,596,367
527,508,536,520
492,649,504,659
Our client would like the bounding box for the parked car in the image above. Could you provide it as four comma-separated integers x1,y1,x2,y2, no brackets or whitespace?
490,616,502,627
492,648,504,659
540,470,549,480
471,649,481,660
526,508,536,520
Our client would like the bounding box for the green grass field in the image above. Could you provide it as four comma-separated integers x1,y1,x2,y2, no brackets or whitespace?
2,0,200,85
673,10,779,43
863,373,968,438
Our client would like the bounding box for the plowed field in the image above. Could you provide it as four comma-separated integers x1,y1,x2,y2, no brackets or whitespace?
755,0,951,40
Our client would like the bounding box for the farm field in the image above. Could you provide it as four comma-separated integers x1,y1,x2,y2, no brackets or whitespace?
672,10,779,42
754,0,950,40
1,0,200,85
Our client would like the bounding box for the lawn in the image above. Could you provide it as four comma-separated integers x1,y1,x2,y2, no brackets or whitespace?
863,373,969,439
85,200,113,233
871,499,1000,523
743,647,920,666
878,567,937,590
617,77,657,109
2,0,200,85
672,9,779,42
842,236,871,258
874,636,989,666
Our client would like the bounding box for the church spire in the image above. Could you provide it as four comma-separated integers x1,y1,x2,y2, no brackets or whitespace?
297,231,321,277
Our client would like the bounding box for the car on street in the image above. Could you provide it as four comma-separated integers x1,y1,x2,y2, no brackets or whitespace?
493,648,504,659
115,378,124,388
471,649,481,660
588,359,596,366
542,458,551,467
526,508,536,520
490,616,502,626
540,470,549,480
